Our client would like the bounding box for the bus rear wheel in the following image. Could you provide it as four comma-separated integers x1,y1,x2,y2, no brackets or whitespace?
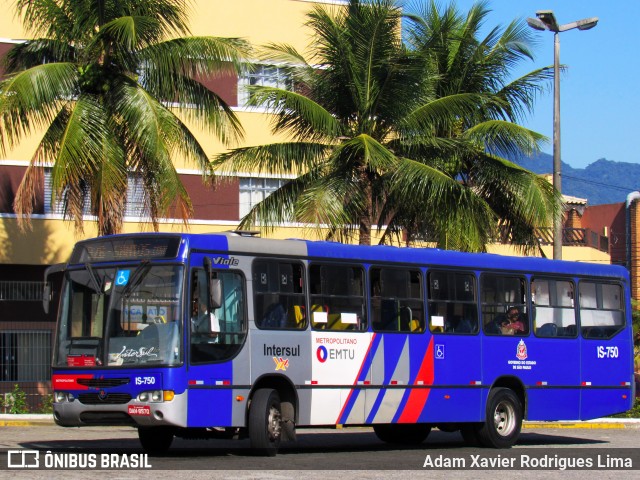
478,388,522,448
373,424,431,444
138,426,174,455
249,388,282,456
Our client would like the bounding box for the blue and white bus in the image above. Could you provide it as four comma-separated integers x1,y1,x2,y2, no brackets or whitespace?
48,232,634,455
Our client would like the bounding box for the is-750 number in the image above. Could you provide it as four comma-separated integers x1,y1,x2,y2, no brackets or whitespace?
597,346,619,359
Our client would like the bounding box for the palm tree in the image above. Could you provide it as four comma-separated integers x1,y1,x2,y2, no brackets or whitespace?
398,0,559,251
0,0,249,235
211,0,559,252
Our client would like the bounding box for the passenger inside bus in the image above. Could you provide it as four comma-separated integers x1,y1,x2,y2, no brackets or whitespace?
191,297,220,342
497,307,526,335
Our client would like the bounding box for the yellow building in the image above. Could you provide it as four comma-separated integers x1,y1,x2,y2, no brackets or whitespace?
0,0,341,267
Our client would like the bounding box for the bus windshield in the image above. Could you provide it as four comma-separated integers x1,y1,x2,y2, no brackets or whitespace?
53,264,184,368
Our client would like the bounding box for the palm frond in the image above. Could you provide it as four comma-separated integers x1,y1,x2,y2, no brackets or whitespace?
463,120,547,158
212,142,331,176
246,86,341,140
0,63,78,154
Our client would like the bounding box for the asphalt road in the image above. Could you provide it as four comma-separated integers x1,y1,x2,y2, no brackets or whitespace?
1,422,639,479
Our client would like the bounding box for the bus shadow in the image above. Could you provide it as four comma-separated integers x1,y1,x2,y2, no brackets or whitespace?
19,428,607,458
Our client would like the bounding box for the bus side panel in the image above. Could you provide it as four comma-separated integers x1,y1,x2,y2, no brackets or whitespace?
186,361,234,427
361,333,484,424
365,334,411,424
526,389,580,421
309,331,372,425
483,334,581,421
420,334,483,423
580,331,634,419
523,336,580,421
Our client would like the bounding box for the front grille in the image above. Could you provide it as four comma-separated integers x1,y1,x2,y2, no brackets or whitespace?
78,393,132,405
79,412,136,426
76,378,130,388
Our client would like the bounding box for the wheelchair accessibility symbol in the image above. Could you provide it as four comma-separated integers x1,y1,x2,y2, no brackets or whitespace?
435,344,445,360
115,270,130,287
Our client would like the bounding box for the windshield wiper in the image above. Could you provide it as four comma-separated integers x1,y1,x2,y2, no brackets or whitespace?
85,263,102,293
121,260,151,298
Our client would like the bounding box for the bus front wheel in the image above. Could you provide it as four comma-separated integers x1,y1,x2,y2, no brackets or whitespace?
478,388,522,448
249,388,282,456
138,426,174,455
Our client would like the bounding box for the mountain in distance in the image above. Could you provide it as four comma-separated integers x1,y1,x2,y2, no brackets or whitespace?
512,152,640,206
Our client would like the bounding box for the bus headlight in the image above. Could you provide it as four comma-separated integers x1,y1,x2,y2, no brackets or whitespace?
137,390,165,403
54,392,75,403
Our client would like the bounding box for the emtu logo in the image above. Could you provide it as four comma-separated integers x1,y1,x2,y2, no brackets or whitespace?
316,346,328,363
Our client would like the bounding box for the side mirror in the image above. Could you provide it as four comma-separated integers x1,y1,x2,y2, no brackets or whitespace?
43,283,51,314
204,257,222,310
43,263,66,314
210,278,222,310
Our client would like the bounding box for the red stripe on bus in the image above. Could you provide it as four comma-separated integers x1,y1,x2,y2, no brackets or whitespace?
397,337,434,423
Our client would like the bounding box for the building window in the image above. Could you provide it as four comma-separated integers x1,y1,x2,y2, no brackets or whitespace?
0,331,51,382
0,281,46,301
124,176,149,218
239,177,286,218
44,170,149,219
238,64,292,107
44,169,90,216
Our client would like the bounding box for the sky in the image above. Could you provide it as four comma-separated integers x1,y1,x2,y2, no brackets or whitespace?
404,0,640,169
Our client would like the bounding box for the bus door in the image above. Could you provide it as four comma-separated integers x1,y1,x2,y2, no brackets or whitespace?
422,270,483,423
526,277,580,420
577,280,633,419
480,274,581,421
187,253,248,428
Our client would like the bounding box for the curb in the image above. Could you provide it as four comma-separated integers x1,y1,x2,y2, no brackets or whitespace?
0,414,54,427
522,422,626,430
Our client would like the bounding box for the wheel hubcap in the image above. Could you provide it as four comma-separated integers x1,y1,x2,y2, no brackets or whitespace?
493,400,516,437
267,405,282,442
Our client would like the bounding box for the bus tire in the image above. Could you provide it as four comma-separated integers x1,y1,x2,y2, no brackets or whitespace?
478,388,522,448
373,424,431,444
249,388,282,456
138,427,174,455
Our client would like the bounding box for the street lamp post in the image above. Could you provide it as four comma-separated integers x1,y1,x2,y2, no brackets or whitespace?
527,11,598,260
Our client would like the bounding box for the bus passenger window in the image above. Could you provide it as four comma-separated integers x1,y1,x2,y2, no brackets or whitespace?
310,264,366,331
253,260,306,330
531,278,576,338
371,267,424,333
579,281,624,339
427,271,478,335
480,274,528,336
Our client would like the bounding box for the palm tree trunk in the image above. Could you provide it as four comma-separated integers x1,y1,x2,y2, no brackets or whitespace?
359,169,373,245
